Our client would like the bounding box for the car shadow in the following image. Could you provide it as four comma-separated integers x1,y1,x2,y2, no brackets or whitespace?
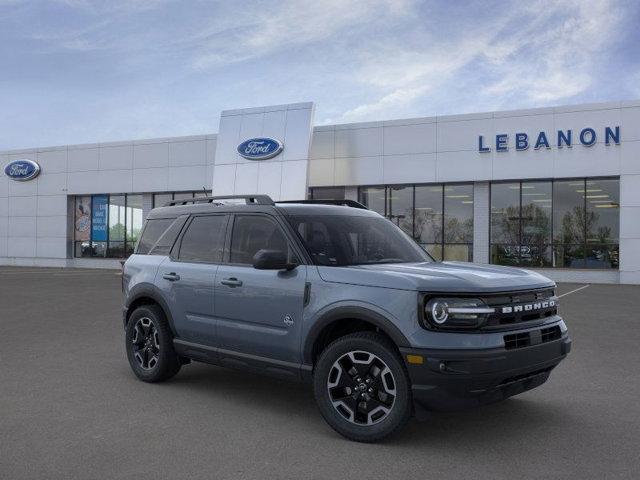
132,362,575,445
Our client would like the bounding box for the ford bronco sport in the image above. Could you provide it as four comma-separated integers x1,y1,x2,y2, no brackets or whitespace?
122,194,571,442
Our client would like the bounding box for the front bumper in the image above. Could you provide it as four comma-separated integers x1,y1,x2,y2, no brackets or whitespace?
400,333,571,411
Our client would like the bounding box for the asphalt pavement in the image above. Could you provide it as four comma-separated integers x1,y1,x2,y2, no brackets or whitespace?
0,267,639,479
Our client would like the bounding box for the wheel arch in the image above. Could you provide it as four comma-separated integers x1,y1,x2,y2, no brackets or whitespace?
125,284,177,336
303,306,411,365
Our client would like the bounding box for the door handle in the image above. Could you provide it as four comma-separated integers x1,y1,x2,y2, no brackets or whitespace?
162,272,181,281
221,277,243,287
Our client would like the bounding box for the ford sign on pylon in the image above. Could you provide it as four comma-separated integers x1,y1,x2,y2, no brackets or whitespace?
237,138,283,160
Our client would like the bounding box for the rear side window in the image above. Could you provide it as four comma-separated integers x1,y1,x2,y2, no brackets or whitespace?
149,216,188,255
178,215,227,263
136,218,174,254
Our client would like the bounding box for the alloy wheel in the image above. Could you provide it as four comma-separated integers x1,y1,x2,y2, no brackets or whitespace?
327,350,396,425
131,317,160,370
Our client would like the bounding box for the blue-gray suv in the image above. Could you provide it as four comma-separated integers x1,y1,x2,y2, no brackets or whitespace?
122,195,571,442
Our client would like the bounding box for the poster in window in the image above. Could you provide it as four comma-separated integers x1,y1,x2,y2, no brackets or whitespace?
91,195,108,242
74,196,91,241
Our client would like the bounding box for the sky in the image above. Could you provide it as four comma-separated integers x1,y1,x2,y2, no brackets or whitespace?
1,0,639,150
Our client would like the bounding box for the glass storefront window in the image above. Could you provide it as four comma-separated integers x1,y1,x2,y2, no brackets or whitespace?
444,184,474,262
173,192,194,201
74,193,147,259
520,181,552,267
388,186,413,236
359,187,386,216
492,178,619,269
74,196,92,257
153,191,211,207
126,194,143,255
585,179,619,244
553,180,585,245
153,193,172,208
585,178,619,268
490,182,520,266
309,187,346,200
108,195,125,258
360,183,473,262
415,185,443,260
491,182,520,245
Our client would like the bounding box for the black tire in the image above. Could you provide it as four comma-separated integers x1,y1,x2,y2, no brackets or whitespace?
313,332,412,442
125,304,181,383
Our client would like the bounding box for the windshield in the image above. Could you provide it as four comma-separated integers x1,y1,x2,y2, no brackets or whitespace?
286,214,432,266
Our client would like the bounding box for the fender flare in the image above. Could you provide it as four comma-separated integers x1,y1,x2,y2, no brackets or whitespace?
125,283,177,336
302,305,411,364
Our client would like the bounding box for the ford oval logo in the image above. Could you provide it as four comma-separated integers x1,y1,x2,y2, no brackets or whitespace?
4,159,41,181
237,137,283,160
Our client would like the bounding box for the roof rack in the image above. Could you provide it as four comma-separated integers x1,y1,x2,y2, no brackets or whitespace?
275,199,368,210
164,194,275,207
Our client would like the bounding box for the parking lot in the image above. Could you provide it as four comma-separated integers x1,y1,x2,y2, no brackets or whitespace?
0,267,639,479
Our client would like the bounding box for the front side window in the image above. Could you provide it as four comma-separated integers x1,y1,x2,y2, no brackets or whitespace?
230,215,290,264
178,215,227,263
287,214,431,266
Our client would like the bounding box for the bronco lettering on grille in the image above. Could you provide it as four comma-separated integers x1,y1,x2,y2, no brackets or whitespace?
501,299,555,314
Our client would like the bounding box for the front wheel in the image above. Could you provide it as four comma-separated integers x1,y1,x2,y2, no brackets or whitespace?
125,304,181,383
313,332,412,442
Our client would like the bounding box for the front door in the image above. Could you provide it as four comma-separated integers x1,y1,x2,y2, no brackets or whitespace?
157,214,229,346
214,214,306,364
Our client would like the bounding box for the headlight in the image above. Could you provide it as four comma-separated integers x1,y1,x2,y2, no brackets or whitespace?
424,297,495,329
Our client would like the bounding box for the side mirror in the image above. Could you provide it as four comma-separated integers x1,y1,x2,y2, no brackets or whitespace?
252,249,297,270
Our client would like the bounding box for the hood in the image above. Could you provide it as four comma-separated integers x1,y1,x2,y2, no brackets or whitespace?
316,261,555,293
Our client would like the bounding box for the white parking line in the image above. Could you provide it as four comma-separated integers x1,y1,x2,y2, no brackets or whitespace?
0,270,117,276
558,284,590,298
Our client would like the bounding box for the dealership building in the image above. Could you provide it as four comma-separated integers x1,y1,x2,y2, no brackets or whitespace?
1,100,639,284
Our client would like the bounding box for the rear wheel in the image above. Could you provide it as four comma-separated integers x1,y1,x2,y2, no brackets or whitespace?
313,332,412,442
125,305,181,382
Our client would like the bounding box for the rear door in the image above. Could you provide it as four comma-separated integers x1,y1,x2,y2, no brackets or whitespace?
157,214,229,346
214,213,307,364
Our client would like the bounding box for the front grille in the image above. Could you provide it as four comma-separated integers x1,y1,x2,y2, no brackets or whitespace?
541,325,562,342
482,288,558,329
504,325,562,350
504,332,531,349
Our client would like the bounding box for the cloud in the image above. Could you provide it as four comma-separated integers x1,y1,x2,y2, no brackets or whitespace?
0,0,635,149
339,85,429,121
482,0,622,104
190,0,414,70
334,0,626,122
